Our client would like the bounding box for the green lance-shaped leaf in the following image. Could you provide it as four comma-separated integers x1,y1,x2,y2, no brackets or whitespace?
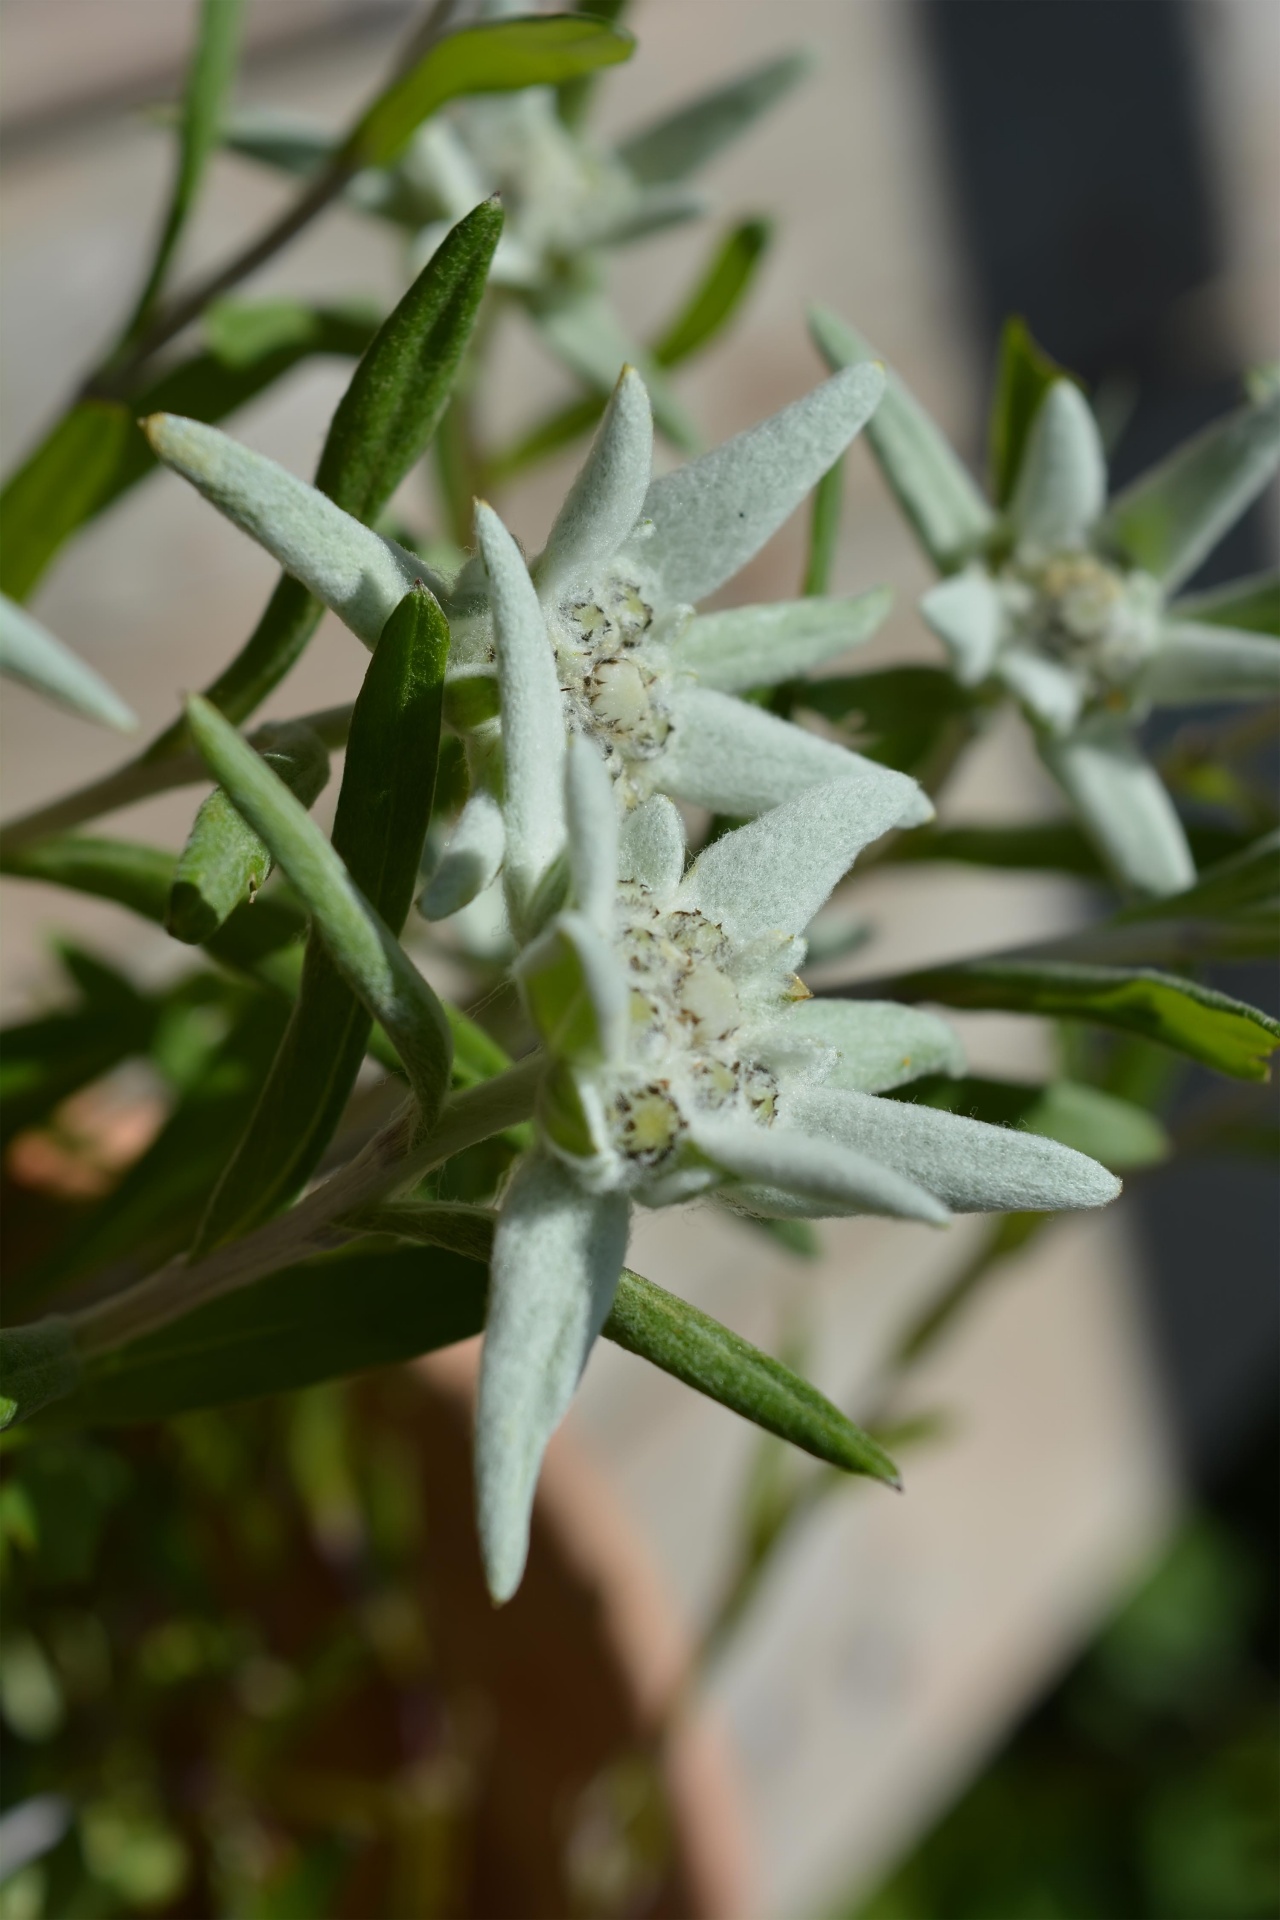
803,458,844,598
0,402,132,603
888,816,1249,882
988,316,1076,510
1,1321,79,1430
849,957,1280,1081
0,833,308,977
781,664,977,779
810,306,994,573
343,16,635,171
1171,570,1280,637
153,197,501,746
651,218,773,367
184,689,453,1123
195,588,449,1253
119,0,249,342
38,1231,896,1489
1101,386,1280,592
0,593,136,731
167,720,330,943
616,50,810,185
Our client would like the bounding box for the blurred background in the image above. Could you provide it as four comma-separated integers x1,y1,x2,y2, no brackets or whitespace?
1,2,1276,1915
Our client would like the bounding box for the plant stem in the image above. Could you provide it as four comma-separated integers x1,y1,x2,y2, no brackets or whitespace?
0,704,354,855
70,1055,542,1359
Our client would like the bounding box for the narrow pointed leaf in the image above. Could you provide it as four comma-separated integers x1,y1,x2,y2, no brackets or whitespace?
810,307,993,572
122,0,248,338
989,317,1074,509
1039,721,1195,896
636,363,884,605
167,721,329,943
0,403,132,602
196,588,449,1251
0,1322,79,1430
0,594,136,731
1101,388,1280,591
1170,570,1279,637
844,957,1280,1080
477,1153,628,1601
651,218,772,367
1009,380,1108,550
802,457,844,598
184,693,452,1119
616,51,809,184
344,16,634,170
670,588,890,692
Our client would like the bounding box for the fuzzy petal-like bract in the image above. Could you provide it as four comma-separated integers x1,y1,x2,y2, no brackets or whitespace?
920,568,1004,686
677,770,930,944
535,370,653,601
692,1114,949,1223
635,364,885,605
788,1085,1121,1212
565,736,620,935
476,503,566,931
420,786,506,920
1009,381,1107,553
617,794,685,896
1039,719,1196,897
777,999,966,1092
143,414,424,646
477,1153,629,1602
659,685,905,819
669,588,890,692
1141,622,1280,705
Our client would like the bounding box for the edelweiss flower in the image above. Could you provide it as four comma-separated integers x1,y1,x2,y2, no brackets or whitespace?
225,49,807,439
145,362,909,925
814,309,1280,897
475,736,1121,1601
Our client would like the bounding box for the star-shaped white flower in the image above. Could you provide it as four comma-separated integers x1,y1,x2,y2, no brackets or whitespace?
476,736,1121,1600
814,309,1280,897
144,362,917,931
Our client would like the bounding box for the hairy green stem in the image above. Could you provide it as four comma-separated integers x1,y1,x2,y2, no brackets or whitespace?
0,704,354,855
70,1054,542,1358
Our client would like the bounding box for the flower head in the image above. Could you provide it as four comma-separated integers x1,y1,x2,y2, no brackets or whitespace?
814,310,1280,896
475,737,1121,1601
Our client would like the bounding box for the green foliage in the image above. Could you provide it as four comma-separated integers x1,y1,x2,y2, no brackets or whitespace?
342,16,635,169
651,218,773,367
0,403,132,602
781,666,977,779
988,317,1074,508
195,588,450,1251
166,721,330,943
857,958,1280,1081
0,1324,79,1431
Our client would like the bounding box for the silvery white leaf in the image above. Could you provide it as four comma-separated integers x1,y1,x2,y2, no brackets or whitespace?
1009,381,1107,553
0,594,136,732
996,647,1087,733
809,306,993,572
574,185,706,251
565,736,620,935
617,795,685,898
476,1152,629,1602
535,369,653,602
476,503,567,931
418,786,505,920
400,117,489,222
516,910,628,1068
1141,621,1280,705
669,588,891,692
143,414,423,647
616,51,811,185
1039,718,1196,896
634,364,885,606
691,1114,949,1223
788,1085,1121,1212
677,768,931,944
776,999,966,1092
660,684,910,818
920,567,1004,685
1102,388,1280,592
